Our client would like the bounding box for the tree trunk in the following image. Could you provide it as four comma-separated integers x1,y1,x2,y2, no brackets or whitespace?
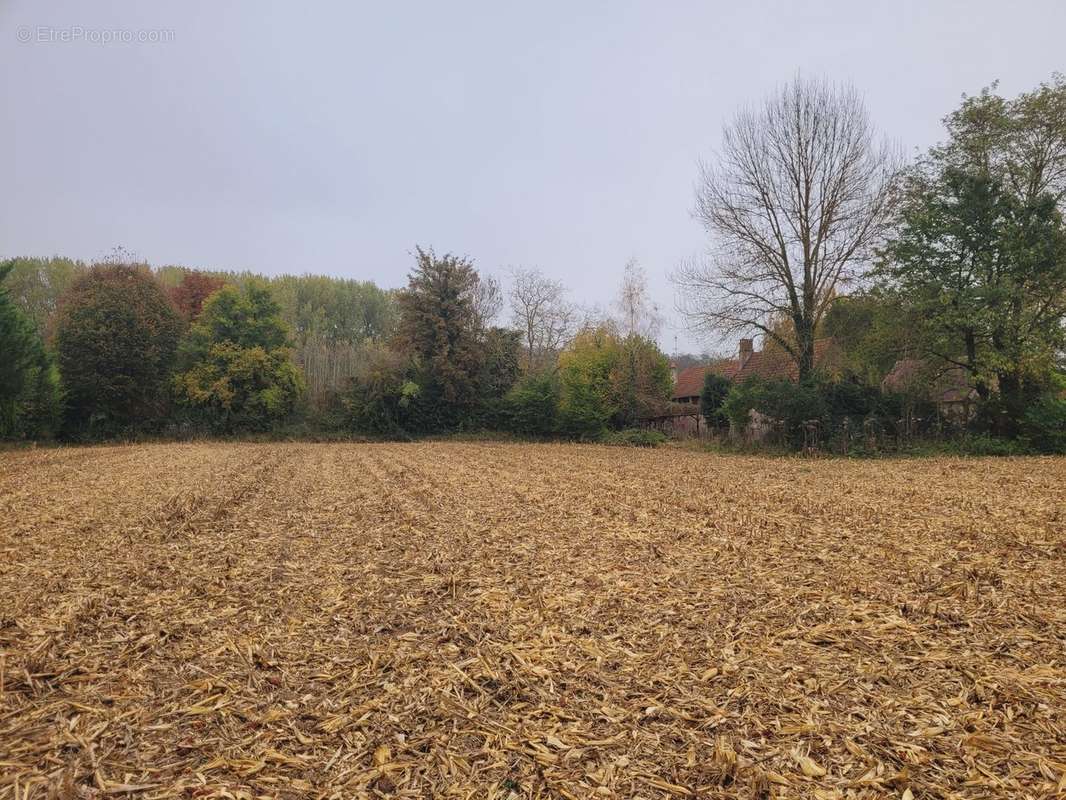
796,318,816,383
964,330,990,402
996,370,1026,438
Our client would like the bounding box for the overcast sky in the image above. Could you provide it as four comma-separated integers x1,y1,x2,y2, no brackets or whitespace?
2,1,1064,353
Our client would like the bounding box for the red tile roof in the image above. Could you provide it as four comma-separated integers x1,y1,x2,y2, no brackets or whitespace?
734,338,839,383
672,360,738,401
672,339,839,401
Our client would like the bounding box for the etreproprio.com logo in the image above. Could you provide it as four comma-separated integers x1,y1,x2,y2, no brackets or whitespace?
16,25,175,44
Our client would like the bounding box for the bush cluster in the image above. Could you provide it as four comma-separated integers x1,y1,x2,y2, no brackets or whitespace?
601,428,668,447
708,371,1066,455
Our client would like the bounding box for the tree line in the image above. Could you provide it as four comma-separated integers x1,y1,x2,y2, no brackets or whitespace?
3,74,1065,452
1,249,671,441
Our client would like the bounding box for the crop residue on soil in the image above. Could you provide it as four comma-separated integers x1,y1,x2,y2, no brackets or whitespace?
1,442,1064,798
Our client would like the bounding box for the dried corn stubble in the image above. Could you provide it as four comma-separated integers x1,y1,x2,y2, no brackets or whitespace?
0,442,1064,799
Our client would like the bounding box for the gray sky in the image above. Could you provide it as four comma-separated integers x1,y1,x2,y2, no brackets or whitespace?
3,1,1064,353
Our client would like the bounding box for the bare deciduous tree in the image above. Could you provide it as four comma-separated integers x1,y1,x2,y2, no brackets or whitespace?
674,75,899,379
508,267,579,371
615,259,662,339
473,273,504,328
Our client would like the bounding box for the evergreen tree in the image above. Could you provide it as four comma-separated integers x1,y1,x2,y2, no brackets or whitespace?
699,372,731,429
394,247,487,429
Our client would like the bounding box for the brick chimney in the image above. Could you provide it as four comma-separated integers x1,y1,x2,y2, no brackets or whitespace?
738,338,754,367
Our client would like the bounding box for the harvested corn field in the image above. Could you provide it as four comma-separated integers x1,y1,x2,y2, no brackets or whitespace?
1,443,1065,799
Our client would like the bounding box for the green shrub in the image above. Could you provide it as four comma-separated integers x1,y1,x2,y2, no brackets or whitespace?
502,372,559,436
817,376,878,420
12,357,62,440
557,374,610,439
344,343,420,436
601,428,667,447
943,434,1029,457
699,372,731,428
611,334,674,427
721,377,767,431
1021,393,1066,453
760,381,826,442
722,377,825,446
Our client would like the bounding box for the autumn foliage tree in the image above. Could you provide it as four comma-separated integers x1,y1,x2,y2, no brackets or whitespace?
173,282,304,432
54,264,182,437
556,325,672,437
168,271,226,322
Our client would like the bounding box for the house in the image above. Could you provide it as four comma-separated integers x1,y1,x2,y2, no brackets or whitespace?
881,359,980,422
671,338,839,404
671,357,739,404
